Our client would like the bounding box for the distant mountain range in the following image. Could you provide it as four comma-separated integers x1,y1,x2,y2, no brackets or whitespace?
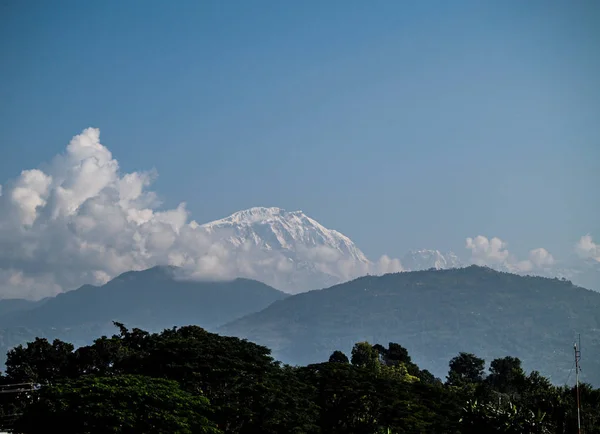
0,266,286,330
220,266,600,385
193,206,599,292
0,264,598,386
0,206,598,386
0,266,286,365
0,206,597,299
401,249,463,271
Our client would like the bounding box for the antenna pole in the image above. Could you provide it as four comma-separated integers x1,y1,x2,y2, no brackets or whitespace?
575,335,581,434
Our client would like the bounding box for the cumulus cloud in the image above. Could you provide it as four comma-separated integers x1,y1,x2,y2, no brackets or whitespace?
465,236,509,266
374,255,404,274
0,128,404,299
465,235,555,274
10,169,52,226
575,234,600,262
528,248,555,268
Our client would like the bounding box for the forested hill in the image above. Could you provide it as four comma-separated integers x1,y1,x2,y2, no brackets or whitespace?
0,266,287,330
0,266,287,367
220,265,600,385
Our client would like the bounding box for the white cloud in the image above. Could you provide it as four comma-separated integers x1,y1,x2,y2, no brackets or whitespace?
575,234,600,262
528,248,555,268
465,235,556,274
0,128,403,299
10,169,52,226
374,255,404,274
465,236,510,266
0,269,62,300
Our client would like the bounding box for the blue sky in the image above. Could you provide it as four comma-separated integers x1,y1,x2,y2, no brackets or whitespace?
1,0,599,261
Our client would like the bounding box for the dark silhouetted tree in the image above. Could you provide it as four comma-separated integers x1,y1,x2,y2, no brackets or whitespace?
447,352,486,387
328,350,349,364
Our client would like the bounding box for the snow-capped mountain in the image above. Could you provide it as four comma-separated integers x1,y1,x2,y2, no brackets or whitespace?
401,249,463,271
198,207,372,292
201,207,368,263
192,207,599,293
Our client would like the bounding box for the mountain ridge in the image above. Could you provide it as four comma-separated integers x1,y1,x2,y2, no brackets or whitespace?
219,265,600,385
401,249,463,271
0,265,287,329
196,206,599,292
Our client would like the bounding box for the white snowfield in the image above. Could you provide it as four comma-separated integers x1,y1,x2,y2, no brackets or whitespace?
201,207,369,263
197,207,376,292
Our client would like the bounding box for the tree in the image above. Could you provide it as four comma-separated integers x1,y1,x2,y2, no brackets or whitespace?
351,342,380,371
487,356,526,396
4,324,599,434
382,343,411,366
447,352,486,387
14,375,221,434
71,335,128,377
417,369,442,386
300,362,383,433
460,399,551,434
5,338,74,383
329,350,349,364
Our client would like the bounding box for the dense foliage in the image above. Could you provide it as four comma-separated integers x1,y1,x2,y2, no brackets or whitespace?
0,324,598,433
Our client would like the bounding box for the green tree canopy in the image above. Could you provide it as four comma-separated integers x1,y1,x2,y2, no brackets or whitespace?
14,375,221,434
350,342,380,371
447,352,486,387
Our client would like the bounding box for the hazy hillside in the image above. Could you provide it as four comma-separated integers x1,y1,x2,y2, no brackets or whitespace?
220,266,600,385
0,266,287,365
0,298,47,317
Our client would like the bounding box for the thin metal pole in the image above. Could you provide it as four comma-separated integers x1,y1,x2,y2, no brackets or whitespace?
575,338,581,434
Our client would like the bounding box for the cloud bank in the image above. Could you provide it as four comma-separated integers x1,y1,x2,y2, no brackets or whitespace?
0,128,402,299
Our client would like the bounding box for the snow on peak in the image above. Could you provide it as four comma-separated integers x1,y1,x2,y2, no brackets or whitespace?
401,249,463,271
192,206,380,292
205,207,290,225
201,207,368,263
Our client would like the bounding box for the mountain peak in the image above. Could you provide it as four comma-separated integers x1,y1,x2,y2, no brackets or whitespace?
200,207,365,259
204,207,304,227
401,249,462,271
197,207,370,292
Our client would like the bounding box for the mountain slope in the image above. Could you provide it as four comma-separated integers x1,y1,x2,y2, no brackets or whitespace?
0,266,287,367
219,266,600,385
1,265,287,330
198,207,372,292
0,298,47,317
